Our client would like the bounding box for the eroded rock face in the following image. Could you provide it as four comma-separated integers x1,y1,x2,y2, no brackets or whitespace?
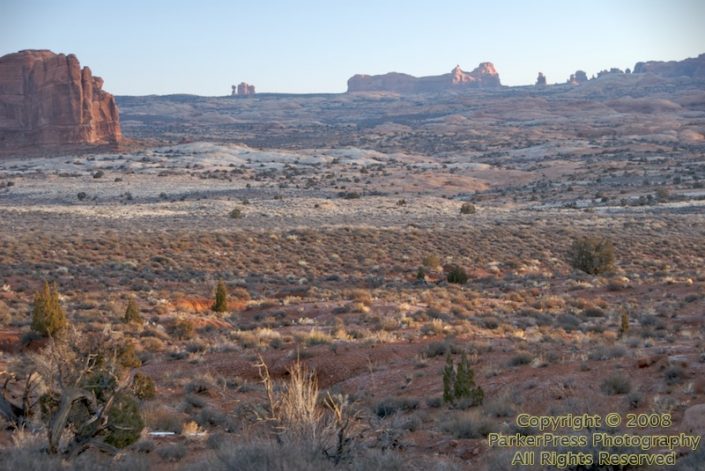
347,63,501,93
634,53,705,79
0,50,121,148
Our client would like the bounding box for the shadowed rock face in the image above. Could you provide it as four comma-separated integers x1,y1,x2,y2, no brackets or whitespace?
0,50,121,148
633,53,705,79
347,63,501,93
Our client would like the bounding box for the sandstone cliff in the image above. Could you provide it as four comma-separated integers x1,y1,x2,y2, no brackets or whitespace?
0,50,121,148
347,63,501,93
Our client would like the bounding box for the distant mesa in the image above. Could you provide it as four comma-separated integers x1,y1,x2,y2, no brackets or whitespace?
535,72,547,87
347,62,501,93
232,82,256,97
633,53,705,79
0,49,121,149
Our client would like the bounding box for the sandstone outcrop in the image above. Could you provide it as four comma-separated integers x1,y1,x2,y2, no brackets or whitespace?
0,50,121,148
232,82,256,96
535,72,547,86
567,70,588,85
633,53,705,79
347,63,501,93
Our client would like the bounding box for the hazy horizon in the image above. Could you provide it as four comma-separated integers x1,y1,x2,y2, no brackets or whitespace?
2,0,704,96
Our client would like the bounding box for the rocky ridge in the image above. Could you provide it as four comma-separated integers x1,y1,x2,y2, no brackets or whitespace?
347,62,501,93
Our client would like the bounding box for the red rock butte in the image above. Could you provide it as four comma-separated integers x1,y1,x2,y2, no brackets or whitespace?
0,50,121,149
347,62,501,93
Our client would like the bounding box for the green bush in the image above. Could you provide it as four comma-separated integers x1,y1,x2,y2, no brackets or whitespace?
443,353,484,406
212,281,228,312
105,393,145,448
446,265,468,284
568,237,615,275
460,202,476,214
229,208,243,219
31,281,68,337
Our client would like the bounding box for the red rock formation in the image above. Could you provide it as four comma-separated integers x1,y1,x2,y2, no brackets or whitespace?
347,63,501,93
633,53,705,79
232,82,256,96
0,50,121,148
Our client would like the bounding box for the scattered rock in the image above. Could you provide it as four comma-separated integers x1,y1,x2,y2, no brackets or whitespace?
681,404,705,436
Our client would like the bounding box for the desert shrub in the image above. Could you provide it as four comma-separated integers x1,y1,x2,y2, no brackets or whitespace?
422,254,441,268
209,441,332,471
664,366,686,385
484,396,515,418
304,329,332,346
31,281,68,337
93,170,105,179
374,397,419,418
588,345,626,361
583,307,606,317
442,413,495,438
104,392,144,448
133,372,156,400
77,191,87,200
627,391,644,409
556,313,581,331
117,341,142,369
124,297,142,323
229,208,243,219
185,375,215,395
172,318,195,339
425,341,451,358
446,265,468,284
143,405,184,432
426,397,443,408
459,202,476,215
508,353,533,367
157,443,187,462
601,375,631,395
232,287,251,301
568,236,615,275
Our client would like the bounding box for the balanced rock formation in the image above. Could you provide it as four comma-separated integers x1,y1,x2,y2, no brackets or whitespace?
231,82,256,96
347,63,501,93
633,53,705,79
0,50,121,148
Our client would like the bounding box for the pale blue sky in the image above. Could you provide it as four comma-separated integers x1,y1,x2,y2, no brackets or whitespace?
2,0,704,95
